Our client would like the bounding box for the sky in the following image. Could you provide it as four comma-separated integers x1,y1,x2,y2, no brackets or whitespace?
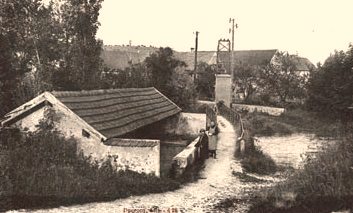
96,0,353,65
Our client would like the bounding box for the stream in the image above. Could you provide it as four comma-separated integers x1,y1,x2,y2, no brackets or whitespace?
256,133,336,169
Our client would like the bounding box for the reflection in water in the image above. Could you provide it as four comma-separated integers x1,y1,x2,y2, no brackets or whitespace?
256,134,335,169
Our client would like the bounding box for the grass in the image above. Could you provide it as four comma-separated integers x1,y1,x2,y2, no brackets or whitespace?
240,146,278,175
232,172,266,183
247,127,353,213
245,108,343,137
0,128,182,211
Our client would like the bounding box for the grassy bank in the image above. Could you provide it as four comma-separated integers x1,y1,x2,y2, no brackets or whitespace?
216,103,278,176
242,108,353,212
245,108,342,137
0,128,181,211
240,146,278,175
249,133,353,213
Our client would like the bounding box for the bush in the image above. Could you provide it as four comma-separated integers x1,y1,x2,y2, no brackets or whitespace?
249,133,353,212
0,128,180,211
241,147,277,175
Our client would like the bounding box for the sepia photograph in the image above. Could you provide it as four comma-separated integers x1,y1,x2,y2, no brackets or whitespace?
1,0,353,212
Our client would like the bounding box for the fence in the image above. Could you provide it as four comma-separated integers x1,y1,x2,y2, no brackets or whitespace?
218,103,244,140
205,105,217,129
218,103,250,155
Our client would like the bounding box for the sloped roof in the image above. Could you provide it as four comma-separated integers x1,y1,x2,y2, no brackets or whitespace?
289,55,315,71
101,45,158,70
174,51,216,70
52,87,181,138
101,46,279,72
218,49,278,66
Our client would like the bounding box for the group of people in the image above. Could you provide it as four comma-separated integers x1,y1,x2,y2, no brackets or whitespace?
199,121,219,159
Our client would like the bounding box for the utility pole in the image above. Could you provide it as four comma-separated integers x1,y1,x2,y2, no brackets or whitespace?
194,31,199,82
229,18,238,81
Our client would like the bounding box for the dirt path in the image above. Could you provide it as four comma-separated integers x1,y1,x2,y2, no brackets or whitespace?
26,116,248,213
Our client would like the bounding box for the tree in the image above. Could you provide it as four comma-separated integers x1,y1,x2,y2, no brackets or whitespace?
233,64,262,102
0,0,60,114
145,47,196,109
145,47,186,94
257,52,307,104
100,63,151,89
307,44,353,116
52,0,104,91
0,0,105,116
196,62,216,100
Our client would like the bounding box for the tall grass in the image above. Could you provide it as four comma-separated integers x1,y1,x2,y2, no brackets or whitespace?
245,108,343,137
240,146,278,175
0,128,180,211
249,130,353,212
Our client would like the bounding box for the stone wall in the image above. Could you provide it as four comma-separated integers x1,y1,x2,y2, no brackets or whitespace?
104,139,160,176
172,132,210,178
232,103,285,116
172,135,205,177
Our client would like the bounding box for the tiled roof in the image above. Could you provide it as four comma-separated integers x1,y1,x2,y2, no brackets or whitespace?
218,49,278,66
52,87,181,138
101,46,158,70
289,55,315,71
174,51,216,70
104,138,159,147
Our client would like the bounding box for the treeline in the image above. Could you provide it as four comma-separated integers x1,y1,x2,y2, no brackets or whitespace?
234,52,311,106
0,0,197,117
0,0,104,116
100,47,197,110
234,45,353,118
307,44,353,118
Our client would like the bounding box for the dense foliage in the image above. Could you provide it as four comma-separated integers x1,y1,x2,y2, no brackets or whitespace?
100,47,197,110
0,0,104,116
249,131,353,213
234,52,309,106
195,62,216,100
307,44,353,117
0,128,180,211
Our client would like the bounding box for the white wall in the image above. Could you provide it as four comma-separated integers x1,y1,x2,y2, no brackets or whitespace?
215,74,232,107
12,99,160,176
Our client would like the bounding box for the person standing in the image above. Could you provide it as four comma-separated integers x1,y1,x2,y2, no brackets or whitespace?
196,129,209,161
207,121,219,159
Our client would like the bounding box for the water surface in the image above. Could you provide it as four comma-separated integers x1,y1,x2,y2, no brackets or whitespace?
256,134,335,169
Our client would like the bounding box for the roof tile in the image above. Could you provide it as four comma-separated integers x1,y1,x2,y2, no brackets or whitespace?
52,87,181,138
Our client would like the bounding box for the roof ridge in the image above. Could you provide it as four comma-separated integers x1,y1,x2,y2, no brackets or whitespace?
52,87,155,97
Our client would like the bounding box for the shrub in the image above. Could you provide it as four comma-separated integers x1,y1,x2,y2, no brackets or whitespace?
249,133,353,212
241,147,277,175
0,128,180,211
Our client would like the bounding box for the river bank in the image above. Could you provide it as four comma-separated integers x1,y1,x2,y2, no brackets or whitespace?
236,108,353,213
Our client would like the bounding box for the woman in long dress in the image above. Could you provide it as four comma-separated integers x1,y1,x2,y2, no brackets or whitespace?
208,121,219,159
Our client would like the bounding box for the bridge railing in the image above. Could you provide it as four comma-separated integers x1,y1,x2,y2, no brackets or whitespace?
171,133,208,178
217,102,254,155
205,105,217,128
218,103,245,140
